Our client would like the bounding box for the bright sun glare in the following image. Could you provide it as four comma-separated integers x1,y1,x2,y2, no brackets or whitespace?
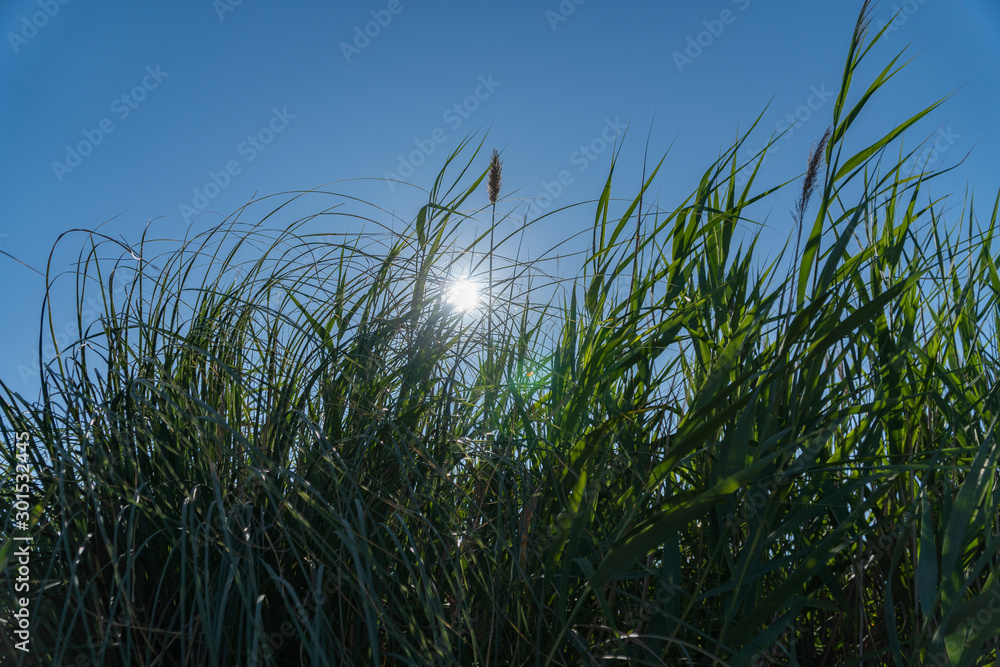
447,278,480,312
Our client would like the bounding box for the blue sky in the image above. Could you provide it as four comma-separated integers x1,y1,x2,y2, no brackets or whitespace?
1,0,998,395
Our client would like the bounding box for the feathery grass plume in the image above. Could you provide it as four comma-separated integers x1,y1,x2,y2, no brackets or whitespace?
783,127,832,334
794,127,832,229
488,148,502,205
854,0,874,46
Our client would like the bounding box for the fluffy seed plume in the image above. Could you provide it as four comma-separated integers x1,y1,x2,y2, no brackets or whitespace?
795,127,832,224
488,149,502,205
853,0,874,50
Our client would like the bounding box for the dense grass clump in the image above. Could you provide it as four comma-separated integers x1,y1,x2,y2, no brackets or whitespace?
4,4,1000,665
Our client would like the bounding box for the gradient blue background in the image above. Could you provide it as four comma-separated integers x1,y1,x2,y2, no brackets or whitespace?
1,0,998,395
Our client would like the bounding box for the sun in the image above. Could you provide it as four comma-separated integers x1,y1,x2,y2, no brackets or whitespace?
446,277,480,312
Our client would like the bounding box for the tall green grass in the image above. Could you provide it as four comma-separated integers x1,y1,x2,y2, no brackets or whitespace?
4,3,1000,664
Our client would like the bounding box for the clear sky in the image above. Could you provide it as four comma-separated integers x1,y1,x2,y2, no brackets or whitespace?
2,0,998,395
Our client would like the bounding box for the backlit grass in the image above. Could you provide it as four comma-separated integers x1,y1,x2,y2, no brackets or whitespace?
3,3,1000,665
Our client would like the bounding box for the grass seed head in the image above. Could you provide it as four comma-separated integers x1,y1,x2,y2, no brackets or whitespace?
488,148,503,205
854,0,874,48
795,127,832,223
